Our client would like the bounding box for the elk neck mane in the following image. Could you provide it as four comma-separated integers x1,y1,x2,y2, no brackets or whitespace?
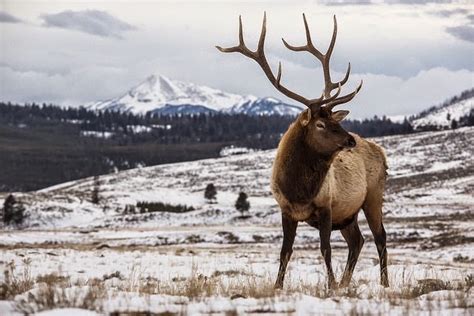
274,121,335,205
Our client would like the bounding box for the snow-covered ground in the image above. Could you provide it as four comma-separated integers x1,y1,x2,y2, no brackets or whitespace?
1,127,473,315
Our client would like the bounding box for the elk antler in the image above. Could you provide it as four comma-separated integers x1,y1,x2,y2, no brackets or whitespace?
216,13,344,110
282,14,362,111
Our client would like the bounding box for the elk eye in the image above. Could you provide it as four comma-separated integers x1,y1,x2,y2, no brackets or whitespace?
316,122,325,129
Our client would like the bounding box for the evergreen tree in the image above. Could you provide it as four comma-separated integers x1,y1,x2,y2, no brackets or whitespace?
3,194,25,225
204,183,217,204
235,192,250,216
451,119,458,130
91,176,100,204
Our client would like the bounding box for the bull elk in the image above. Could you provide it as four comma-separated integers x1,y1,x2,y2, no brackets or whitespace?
217,13,389,289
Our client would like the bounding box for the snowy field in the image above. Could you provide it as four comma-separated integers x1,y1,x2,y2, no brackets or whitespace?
1,127,473,315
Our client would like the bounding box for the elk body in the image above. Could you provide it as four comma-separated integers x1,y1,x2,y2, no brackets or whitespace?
217,13,389,289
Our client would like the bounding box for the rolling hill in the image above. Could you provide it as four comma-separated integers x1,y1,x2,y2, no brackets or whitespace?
8,126,472,230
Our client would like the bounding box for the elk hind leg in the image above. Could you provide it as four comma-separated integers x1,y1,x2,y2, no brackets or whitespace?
363,194,389,287
339,216,364,287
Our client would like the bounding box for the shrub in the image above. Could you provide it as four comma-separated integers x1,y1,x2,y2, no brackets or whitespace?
235,192,250,216
136,201,194,213
2,194,26,226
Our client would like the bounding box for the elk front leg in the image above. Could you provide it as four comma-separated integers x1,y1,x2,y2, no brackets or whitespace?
319,208,336,289
275,213,298,289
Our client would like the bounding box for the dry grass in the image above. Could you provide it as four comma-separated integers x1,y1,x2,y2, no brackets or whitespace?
4,257,473,314
15,282,107,314
0,258,34,300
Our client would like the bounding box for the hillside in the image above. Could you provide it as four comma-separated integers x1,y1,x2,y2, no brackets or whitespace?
10,126,473,231
411,89,473,130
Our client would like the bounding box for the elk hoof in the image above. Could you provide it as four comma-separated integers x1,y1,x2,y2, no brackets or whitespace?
339,279,350,288
328,279,338,290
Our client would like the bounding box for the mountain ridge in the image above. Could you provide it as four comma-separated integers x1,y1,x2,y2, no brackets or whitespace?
86,74,305,116
411,88,473,129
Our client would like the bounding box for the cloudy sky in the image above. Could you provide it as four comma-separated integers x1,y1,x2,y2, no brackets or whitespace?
1,0,473,118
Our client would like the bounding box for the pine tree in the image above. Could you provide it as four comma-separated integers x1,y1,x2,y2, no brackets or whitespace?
91,176,100,204
3,194,25,225
204,183,217,204
235,192,250,216
451,119,458,130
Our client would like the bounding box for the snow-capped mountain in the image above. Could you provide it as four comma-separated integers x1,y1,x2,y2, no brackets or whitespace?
411,90,473,129
230,97,304,116
86,74,304,116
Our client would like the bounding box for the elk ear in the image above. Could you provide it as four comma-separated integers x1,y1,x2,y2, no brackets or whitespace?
331,110,350,122
300,109,312,126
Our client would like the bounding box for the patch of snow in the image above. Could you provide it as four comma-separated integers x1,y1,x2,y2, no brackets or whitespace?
80,131,114,139
127,125,152,134
219,146,255,157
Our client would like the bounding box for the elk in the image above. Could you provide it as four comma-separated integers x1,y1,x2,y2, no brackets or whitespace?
217,13,389,289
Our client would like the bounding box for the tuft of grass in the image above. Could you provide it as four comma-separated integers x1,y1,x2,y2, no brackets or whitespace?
0,258,34,300
15,282,107,314
399,278,453,299
36,273,71,288
464,274,474,290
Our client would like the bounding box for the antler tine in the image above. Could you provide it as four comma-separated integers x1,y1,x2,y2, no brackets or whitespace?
276,62,282,86
216,15,253,56
325,18,351,91
326,15,337,62
239,15,245,47
333,62,351,88
282,13,324,59
257,12,266,54
326,80,363,111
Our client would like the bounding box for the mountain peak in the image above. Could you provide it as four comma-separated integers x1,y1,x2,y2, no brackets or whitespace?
86,74,304,116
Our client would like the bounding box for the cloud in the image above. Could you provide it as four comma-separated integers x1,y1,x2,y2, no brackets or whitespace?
39,10,135,38
319,0,458,4
430,8,469,18
446,25,474,43
467,14,474,24
0,64,132,106
0,11,22,23
427,7,474,43
318,0,373,6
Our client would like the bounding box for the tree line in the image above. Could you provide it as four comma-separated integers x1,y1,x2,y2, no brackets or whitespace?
0,100,471,192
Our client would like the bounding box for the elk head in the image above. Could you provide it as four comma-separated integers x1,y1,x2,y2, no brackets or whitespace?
216,13,362,156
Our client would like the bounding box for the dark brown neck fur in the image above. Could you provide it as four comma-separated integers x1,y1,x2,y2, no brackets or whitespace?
274,121,335,205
